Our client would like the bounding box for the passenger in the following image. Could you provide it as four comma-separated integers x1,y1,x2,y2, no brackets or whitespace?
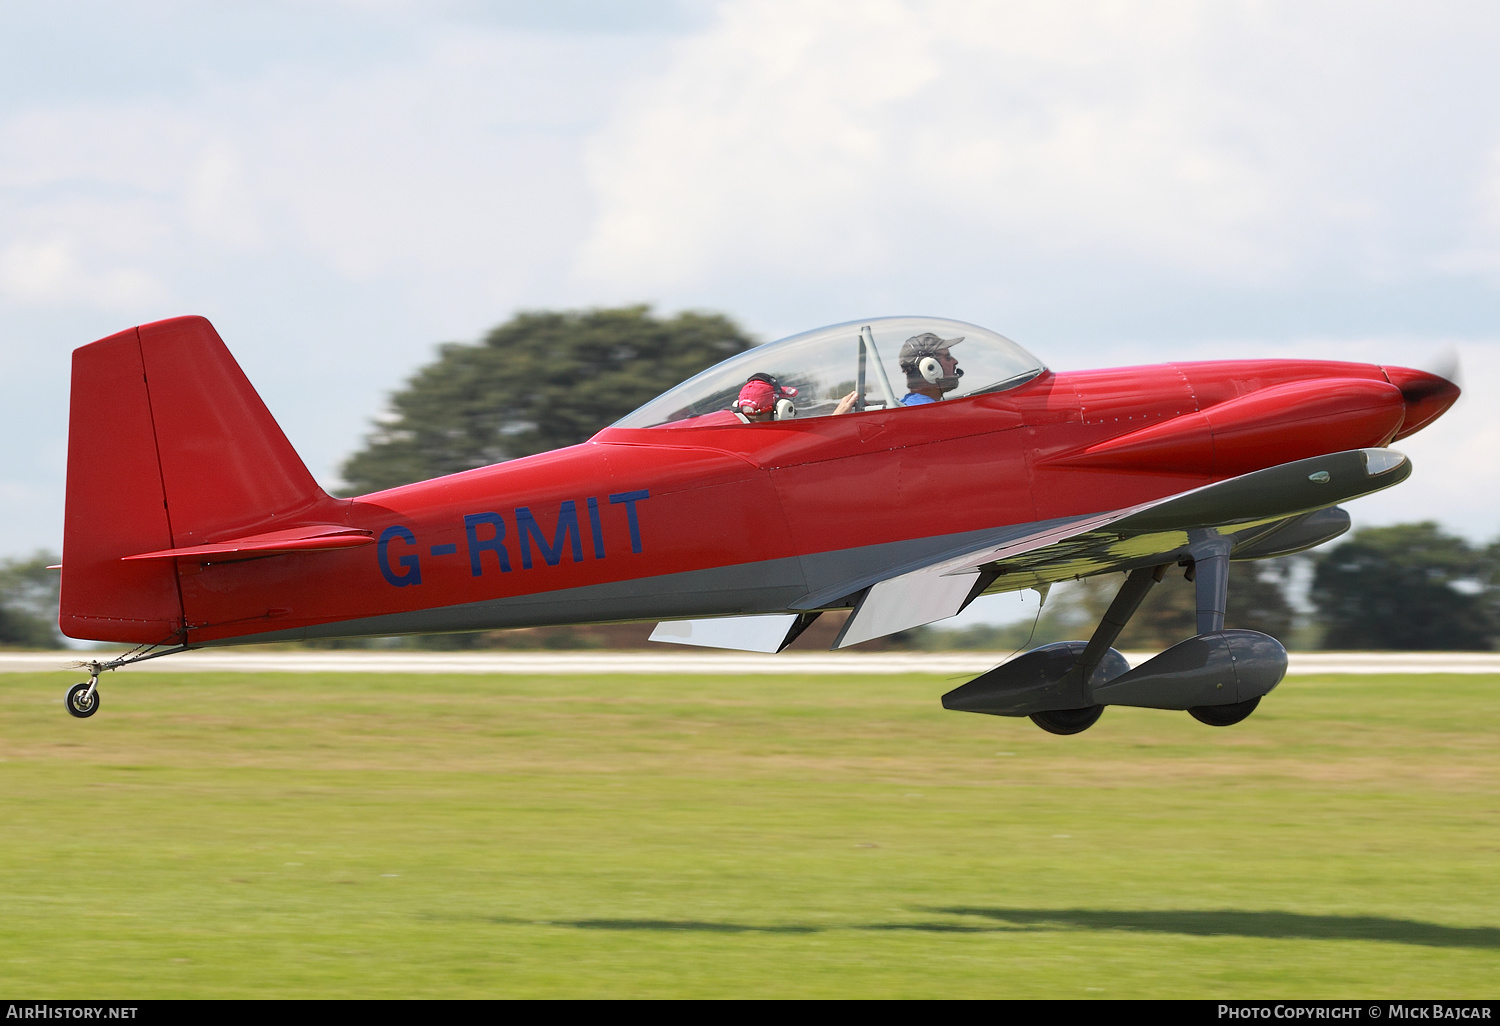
732,373,799,422
898,332,964,406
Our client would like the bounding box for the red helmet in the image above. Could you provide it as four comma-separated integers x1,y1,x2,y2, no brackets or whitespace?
732,374,798,416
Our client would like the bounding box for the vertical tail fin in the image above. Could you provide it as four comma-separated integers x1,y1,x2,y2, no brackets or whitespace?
61,316,330,642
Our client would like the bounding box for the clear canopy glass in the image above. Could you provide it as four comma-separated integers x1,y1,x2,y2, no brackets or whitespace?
614,316,1046,429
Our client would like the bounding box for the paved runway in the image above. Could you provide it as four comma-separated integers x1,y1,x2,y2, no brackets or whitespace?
2,649,1498,675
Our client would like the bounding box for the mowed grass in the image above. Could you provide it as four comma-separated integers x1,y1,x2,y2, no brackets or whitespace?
0,667,1496,998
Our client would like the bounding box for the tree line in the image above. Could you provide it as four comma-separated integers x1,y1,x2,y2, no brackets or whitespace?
920,522,1498,653
6,307,1493,651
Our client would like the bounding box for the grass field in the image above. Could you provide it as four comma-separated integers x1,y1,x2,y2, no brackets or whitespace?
0,667,1496,998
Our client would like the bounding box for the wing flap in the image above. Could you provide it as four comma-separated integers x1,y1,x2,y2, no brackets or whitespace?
649,614,805,653
834,567,980,649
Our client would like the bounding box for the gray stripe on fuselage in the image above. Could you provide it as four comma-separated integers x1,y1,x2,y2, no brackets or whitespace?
195,517,1084,647
207,558,808,646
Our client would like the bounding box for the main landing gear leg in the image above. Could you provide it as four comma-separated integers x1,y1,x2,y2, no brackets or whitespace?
1186,533,1232,635
1183,534,1256,727
1029,564,1168,735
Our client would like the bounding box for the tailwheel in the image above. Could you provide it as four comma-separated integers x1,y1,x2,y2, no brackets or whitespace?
1188,696,1260,727
1030,705,1104,735
65,680,100,719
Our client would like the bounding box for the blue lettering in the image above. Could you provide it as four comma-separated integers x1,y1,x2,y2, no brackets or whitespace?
586,496,605,559
464,512,511,575
377,525,422,587
430,543,457,556
609,490,650,554
516,501,583,569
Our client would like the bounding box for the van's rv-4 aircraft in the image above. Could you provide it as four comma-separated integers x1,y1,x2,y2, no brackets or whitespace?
58,315,1459,732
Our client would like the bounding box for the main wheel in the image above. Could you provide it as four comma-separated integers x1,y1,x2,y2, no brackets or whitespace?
1030,705,1104,735
1189,696,1260,727
65,682,99,719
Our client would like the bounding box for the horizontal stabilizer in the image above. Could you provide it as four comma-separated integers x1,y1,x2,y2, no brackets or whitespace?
649,613,818,653
124,525,372,562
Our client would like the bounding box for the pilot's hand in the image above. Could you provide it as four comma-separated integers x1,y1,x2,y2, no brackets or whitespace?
833,390,859,415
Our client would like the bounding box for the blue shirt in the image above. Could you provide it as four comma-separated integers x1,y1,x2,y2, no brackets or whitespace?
902,393,936,406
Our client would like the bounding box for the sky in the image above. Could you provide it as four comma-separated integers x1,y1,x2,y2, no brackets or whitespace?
4,0,1500,581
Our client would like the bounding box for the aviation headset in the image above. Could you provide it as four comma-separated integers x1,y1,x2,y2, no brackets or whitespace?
898,333,965,391
733,373,799,419
905,351,964,386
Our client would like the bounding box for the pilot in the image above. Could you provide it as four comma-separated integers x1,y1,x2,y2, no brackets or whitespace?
898,332,964,406
732,373,799,422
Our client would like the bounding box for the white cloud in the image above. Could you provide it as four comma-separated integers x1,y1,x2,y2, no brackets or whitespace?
184,141,265,249
1442,141,1500,279
577,0,1500,294
577,0,1273,287
0,236,170,311
0,238,74,300
0,24,640,326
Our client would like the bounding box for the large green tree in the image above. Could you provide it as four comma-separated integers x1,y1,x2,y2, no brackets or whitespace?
0,551,63,649
341,306,756,493
1312,522,1493,650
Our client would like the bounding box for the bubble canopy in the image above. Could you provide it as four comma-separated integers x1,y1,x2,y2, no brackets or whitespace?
614,316,1046,429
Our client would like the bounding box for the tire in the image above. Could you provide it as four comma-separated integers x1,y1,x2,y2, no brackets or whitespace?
1030,705,1104,735
1188,696,1260,727
65,682,99,719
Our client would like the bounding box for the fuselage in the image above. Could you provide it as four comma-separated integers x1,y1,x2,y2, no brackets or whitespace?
175,358,1453,646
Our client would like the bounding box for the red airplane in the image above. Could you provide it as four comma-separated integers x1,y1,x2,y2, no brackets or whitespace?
58,314,1459,732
